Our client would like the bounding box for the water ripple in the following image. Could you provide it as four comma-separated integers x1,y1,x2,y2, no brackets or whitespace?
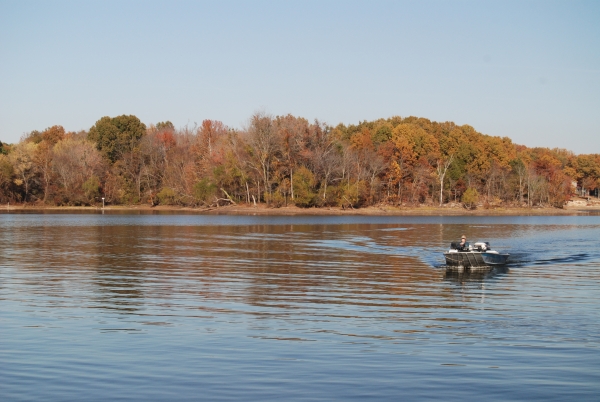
1,214,600,401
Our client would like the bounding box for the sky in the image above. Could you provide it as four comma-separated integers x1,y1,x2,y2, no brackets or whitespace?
1,0,599,154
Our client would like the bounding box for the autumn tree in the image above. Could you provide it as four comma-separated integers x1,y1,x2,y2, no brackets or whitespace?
114,149,145,203
572,154,600,196
139,130,170,205
510,158,527,205
245,112,280,203
9,142,38,202
387,127,415,204
21,130,43,144
304,120,340,204
42,125,66,145
222,130,254,204
274,115,309,201
435,155,454,206
34,125,66,202
197,120,227,165
2,112,589,209
159,131,196,205
52,138,104,204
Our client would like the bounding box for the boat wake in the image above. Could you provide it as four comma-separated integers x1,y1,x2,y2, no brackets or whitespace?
532,253,593,265
505,252,597,267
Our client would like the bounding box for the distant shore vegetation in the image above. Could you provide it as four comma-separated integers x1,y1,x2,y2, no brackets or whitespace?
0,113,599,210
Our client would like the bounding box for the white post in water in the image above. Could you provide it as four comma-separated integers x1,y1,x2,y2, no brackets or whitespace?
102,197,105,209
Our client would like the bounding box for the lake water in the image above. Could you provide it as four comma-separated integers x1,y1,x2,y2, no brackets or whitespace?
1,212,600,401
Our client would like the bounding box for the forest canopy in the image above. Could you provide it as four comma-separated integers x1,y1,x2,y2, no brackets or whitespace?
0,113,598,209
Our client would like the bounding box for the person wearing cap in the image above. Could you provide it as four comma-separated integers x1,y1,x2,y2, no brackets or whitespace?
459,235,468,251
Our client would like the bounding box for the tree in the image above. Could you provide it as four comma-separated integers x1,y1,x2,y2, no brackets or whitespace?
193,178,217,205
0,154,14,202
156,121,175,131
198,120,227,161
525,164,544,207
82,176,101,202
35,142,54,203
389,122,441,204
245,112,280,203
510,158,527,205
292,166,317,207
41,125,66,145
9,142,38,202
389,129,416,204
52,138,104,204
462,187,479,209
88,115,146,163
435,155,454,206
115,149,144,203
348,127,387,205
572,154,600,196
304,120,340,203
160,134,196,205
275,114,309,201
4,112,590,209
22,130,43,144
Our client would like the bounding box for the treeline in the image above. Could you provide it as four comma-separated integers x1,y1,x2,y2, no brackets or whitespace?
0,113,599,209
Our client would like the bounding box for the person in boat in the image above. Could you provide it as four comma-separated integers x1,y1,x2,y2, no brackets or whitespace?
458,235,468,251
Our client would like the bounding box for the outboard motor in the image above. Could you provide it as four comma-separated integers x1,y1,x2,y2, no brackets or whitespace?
473,242,490,251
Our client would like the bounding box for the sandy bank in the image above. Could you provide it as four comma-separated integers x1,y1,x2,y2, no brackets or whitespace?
3,203,599,216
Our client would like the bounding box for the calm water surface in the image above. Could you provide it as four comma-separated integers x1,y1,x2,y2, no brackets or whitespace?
1,213,600,401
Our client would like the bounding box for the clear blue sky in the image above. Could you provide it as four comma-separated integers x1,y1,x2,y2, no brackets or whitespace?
1,0,599,154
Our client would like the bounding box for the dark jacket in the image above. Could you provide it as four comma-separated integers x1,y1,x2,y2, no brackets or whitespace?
451,241,469,251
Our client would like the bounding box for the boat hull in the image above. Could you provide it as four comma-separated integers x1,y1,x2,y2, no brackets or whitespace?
481,252,510,265
444,251,509,267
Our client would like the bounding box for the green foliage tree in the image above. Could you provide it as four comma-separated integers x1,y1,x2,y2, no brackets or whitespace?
157,187,177,205
338,180,361,209
193,179,217,204
0,154,14,202
156,121,175,131
88,115,146,163
373,124,392,145
82,175,101,202
462,187,479,209
22,130,43,144
292,166,317,207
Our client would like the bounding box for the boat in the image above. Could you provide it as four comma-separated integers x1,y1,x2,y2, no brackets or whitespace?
444,241,509,268
444,265,509,282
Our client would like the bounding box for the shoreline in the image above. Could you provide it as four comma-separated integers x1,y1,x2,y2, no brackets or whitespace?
2,203,599,216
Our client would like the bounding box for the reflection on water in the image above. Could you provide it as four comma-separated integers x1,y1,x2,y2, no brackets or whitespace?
1,214,600,401
444,266,510,283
